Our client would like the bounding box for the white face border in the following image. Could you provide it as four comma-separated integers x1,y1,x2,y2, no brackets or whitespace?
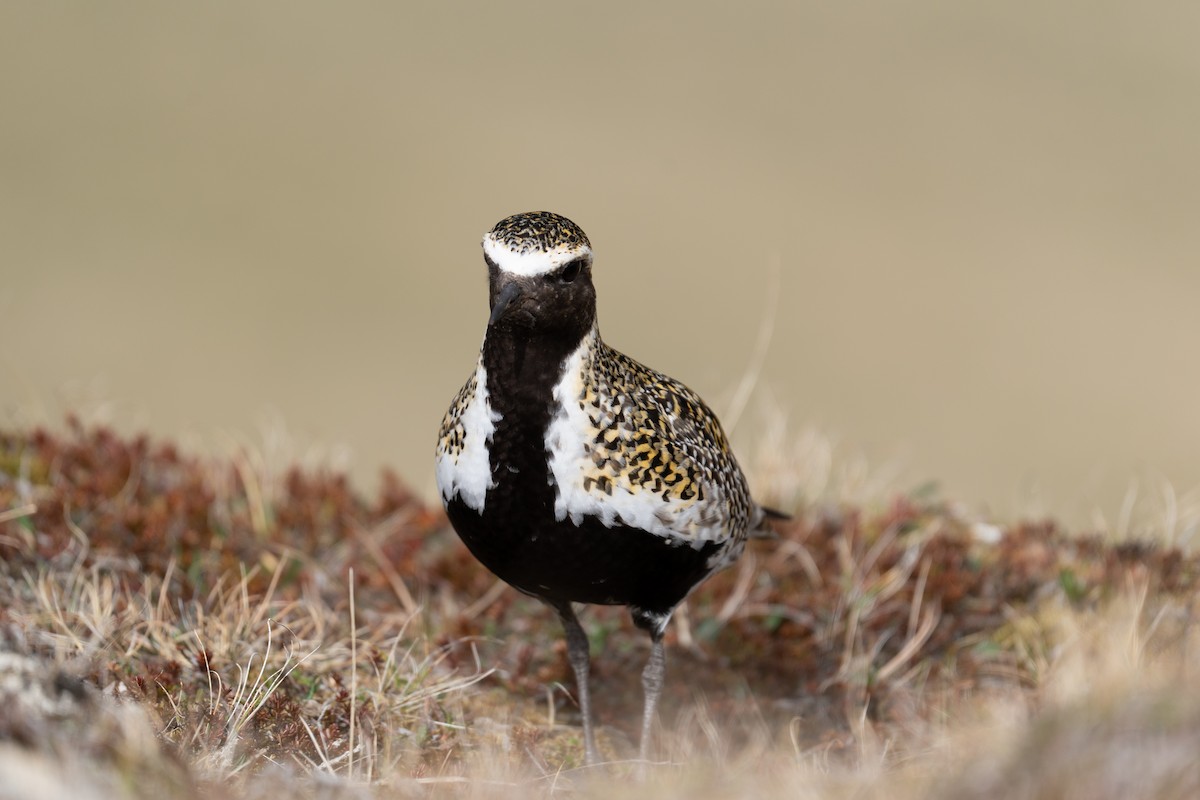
482,234,592,278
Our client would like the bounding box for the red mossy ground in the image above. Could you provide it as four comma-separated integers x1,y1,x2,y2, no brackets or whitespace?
2,419,1198,773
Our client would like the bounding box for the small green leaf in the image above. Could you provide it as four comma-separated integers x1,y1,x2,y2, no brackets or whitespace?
1058,568,1086,602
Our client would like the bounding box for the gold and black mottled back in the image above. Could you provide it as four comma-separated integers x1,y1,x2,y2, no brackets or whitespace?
579,338,754,542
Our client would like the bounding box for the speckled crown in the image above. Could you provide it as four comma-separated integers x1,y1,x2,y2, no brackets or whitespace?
483,211,593,277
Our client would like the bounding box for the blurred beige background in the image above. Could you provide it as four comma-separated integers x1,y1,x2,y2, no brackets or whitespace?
2,3,1197,528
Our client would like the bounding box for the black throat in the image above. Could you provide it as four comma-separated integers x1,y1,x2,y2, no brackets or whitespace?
479,257,597,507
480,323,587,506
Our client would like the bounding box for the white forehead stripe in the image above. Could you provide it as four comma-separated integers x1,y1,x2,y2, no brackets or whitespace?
482,235,592,278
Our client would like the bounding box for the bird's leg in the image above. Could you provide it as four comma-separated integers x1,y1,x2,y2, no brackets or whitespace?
639,632,665,764
551,600,599,765
631,608,669,766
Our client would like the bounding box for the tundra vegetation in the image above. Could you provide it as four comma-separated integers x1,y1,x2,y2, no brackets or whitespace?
1,419,1197,798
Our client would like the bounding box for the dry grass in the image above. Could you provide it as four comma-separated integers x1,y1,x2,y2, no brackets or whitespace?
2,419,1199,799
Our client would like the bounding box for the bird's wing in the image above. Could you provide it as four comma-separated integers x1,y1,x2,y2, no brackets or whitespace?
548,343,754,546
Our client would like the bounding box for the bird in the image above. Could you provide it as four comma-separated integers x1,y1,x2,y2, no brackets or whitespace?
435,211,781,766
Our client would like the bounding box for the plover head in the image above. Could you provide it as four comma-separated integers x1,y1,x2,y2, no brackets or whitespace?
482,211,596,337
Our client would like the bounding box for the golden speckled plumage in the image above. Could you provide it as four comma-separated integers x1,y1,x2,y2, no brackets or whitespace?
439,371,475,453
582,337,746,511
489,210,590,256
437,372,475,459
543,325,755,565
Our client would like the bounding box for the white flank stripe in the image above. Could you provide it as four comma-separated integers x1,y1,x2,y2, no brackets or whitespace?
436,363,500,513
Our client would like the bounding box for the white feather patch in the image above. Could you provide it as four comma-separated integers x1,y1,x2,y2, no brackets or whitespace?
436,363,501,513
482,235,592,278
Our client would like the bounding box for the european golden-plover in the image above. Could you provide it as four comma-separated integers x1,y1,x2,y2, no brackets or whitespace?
436,211,781,765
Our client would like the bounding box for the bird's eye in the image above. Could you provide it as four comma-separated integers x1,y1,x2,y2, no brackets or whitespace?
559,260,583,284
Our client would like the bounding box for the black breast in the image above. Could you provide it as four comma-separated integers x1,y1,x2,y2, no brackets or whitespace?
446,496,721,615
